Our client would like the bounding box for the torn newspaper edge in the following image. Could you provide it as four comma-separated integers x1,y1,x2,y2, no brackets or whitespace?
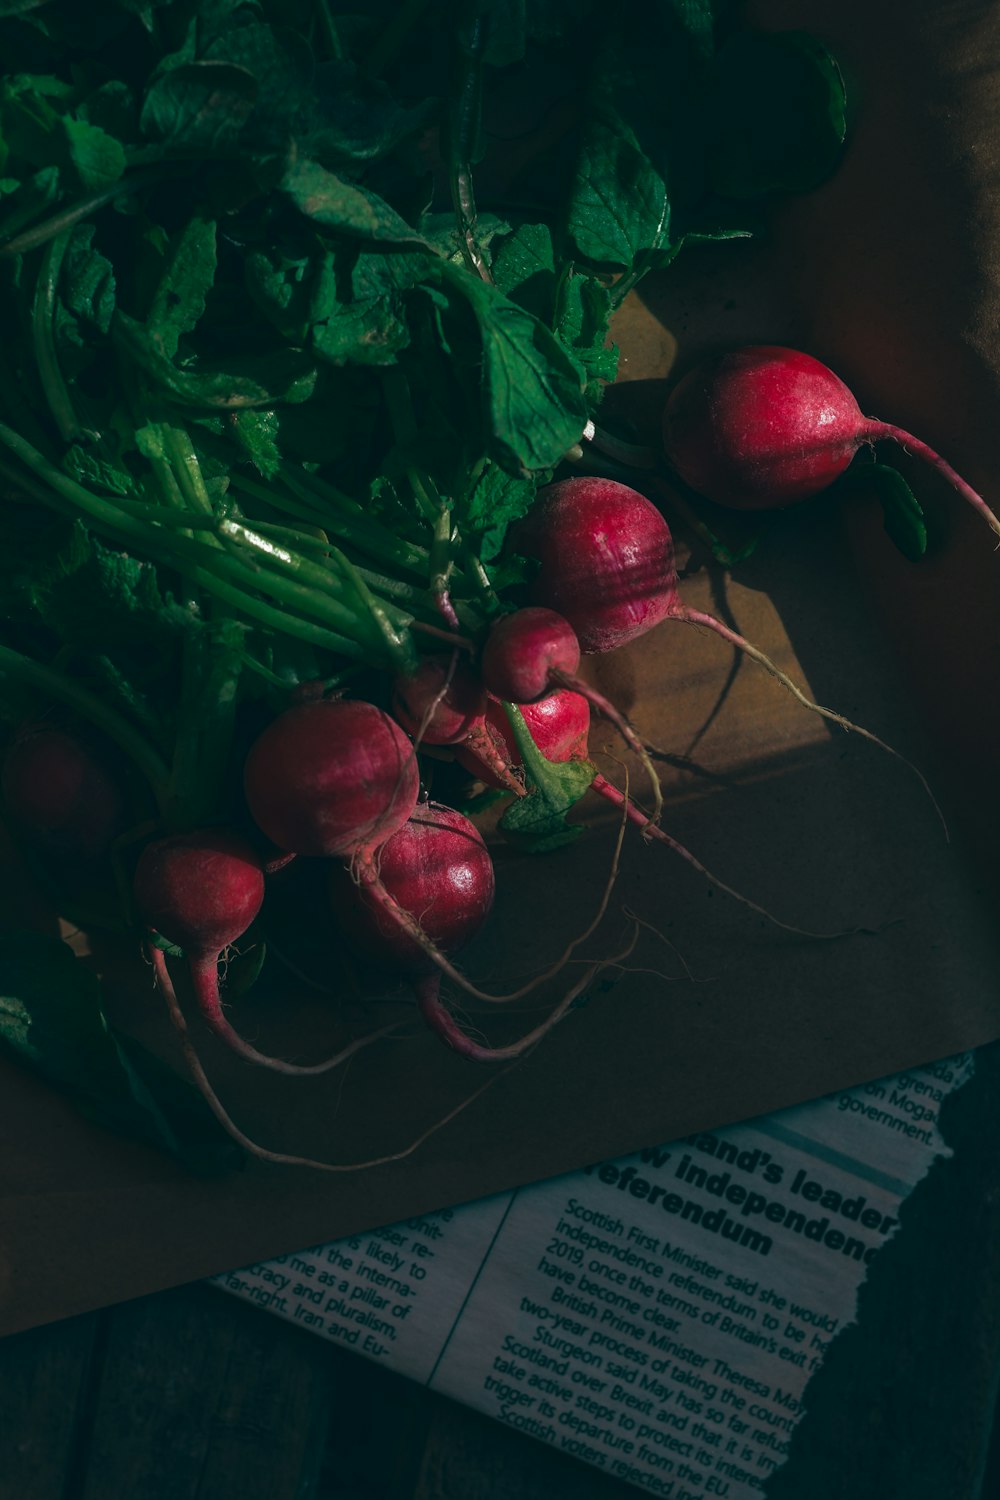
215,1051,972,1498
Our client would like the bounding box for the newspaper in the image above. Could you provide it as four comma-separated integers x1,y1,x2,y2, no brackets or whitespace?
216,1051,972,1497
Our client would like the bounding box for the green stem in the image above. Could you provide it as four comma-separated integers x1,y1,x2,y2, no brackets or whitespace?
458,535,501,610
447,16,491,283
501,702,587,804
277,467,433,576
238,652,359,694
0,437,382,661
429,502,459,628
0,642,170,810
140,505,442,618
211,523,392,646
0,168,175,258
608,209,675,311
326,545,418,674
160,423,217,518
314,0,345,60
217,517,412,649
31,229,88,443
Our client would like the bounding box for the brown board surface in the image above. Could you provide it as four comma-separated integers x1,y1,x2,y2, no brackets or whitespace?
3,0,1000,1339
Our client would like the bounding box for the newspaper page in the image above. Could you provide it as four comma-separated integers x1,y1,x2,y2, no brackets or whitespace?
216,1051,972,1497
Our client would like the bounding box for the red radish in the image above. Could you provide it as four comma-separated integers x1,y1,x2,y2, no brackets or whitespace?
330,803,499,1064
514,475,940,812
480,608,581,704
392,655,486,744
515,476,676,653
455,690,590,784
2,728,128,863
330,803,495,976
662,344,1000,536
136,828,382,1076
479,607,662,822
243,698,419,858
390,654,524,796
330,798,634,1061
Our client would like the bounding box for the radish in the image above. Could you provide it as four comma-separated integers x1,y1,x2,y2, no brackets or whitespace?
2,727,128,864
390,654,524,796
136,828,384,1076
328,797,626,1061
329,803,496,977
514,475,941,813
243,698,420,858
514,476,677,653
329,801,526,1062
662,345,1000,536
479,607,662,823
454,690,590,784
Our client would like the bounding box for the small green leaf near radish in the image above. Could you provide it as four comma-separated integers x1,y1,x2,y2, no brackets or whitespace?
835,462,929,561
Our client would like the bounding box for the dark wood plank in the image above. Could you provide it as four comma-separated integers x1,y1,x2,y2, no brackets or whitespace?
0,1309,100,1500
411,1394,638,1500
315,1354,435,1499
78,1284,334,1500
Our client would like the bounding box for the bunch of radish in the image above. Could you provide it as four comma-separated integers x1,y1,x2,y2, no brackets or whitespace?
10,339,984,1172
124,435,958,1167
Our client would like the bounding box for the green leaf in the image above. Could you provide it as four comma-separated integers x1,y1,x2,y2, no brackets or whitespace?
114,310,318,409
147,213,218,360
60,222,116,332
705,30,849,199
440,266,588,475
838,461,928,561
140,61,258,150
60,115,127,192
305,245,432,368
492,221,557,320
462,461,538,561
0,163,60,242
567,112,670,269
659,0,716,59
0,930,240,1172
229,407,281,478
281,158,431,247
51,221,117,380
202,20,312,147
243,241,314,343
305,61,435,169
62,444,134,497
0,77,125,192
556,271,618,385
0,513,192,667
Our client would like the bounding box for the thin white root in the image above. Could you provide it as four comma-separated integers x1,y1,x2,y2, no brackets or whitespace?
158,966,512,1171
669,606,949,841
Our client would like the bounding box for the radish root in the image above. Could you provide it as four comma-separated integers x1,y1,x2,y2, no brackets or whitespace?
415,920,640,1061
668,606,948,838
150,944,397,1075
158,964,512,1170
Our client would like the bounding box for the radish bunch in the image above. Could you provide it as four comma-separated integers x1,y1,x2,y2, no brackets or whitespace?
119,417,952,1170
